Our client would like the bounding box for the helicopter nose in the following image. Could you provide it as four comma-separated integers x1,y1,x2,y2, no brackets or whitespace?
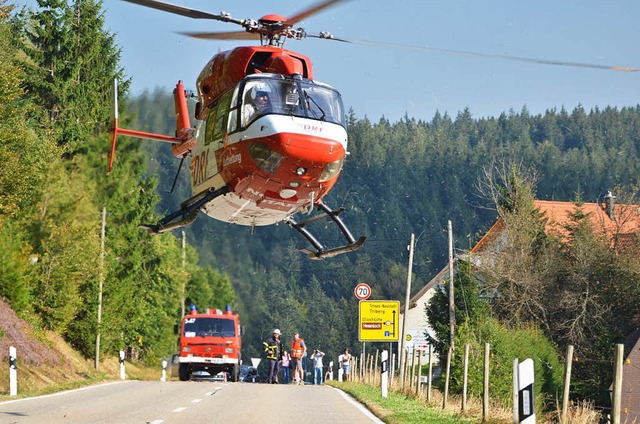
280,135,345,163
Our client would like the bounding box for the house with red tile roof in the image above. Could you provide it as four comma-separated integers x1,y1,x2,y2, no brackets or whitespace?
399,196,639,379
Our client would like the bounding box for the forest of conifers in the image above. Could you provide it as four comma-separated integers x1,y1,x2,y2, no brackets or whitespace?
0,0,638,408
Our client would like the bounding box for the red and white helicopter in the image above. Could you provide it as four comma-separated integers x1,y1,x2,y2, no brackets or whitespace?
108,0,637,259
109,0,366,260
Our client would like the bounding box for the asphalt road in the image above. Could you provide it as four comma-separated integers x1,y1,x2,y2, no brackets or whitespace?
0,380,383,423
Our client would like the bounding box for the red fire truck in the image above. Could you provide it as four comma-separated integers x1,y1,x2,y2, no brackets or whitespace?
177,305,242,382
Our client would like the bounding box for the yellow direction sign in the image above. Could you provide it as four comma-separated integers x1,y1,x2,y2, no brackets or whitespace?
358,300,400,342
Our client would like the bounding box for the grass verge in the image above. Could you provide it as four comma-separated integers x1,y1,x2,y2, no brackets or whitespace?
327,381,477,423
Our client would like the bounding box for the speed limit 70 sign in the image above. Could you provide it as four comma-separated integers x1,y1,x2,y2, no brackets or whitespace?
354,283,371,300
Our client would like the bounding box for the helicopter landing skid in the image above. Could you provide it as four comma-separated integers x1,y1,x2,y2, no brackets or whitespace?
140,186,229,235
286,201,366,260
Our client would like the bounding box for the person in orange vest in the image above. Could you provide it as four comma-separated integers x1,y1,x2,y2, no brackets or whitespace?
290,332,307,385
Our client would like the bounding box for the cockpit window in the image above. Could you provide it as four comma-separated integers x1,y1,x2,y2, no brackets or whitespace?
240,76,345,127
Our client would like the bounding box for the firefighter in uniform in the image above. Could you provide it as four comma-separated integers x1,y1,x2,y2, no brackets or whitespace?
263,329,283,384
291,332,307,385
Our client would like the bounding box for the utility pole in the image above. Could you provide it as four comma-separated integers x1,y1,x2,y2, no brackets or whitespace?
181,231,186,319
448,220,455,351
399,233,415,386
95,207,106,370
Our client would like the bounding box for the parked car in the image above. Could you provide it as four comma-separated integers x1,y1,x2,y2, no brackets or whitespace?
240,364,260,383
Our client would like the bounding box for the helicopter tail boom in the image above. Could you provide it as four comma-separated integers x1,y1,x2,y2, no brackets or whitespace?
107,79,196,175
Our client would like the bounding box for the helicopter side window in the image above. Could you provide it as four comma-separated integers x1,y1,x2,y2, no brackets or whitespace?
227,86,240,134
205,109,217,146
205,90,233,146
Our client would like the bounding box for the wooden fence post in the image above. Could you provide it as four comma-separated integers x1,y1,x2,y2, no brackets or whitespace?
462,343,470,411
427,346,433,403
443,346,452,409
611,343,624,424
370,354,374,384
403,350,409,390
390,352,395,388
409,350,416,390
561,345,574,423
374,349,379,385
416,350,423,396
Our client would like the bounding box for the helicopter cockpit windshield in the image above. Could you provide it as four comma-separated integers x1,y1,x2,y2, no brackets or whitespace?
240,76,345,127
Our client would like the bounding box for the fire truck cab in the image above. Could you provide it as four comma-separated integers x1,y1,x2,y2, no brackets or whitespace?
178,305,242,382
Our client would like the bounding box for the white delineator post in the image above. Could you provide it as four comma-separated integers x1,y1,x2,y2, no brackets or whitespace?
161,360,167,382
513,358,519,423
517,358,535,424
9,346,17,396
329,361,334,380
119,350,126,380
381,350,389,398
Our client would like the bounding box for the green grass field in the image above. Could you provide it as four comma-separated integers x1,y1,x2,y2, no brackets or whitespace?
327,381,478,423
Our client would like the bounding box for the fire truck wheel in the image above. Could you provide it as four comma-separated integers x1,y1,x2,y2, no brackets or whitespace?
230,364,239,382
178,363,190,381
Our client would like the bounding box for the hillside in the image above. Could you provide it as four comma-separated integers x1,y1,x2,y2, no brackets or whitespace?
0,298,156,400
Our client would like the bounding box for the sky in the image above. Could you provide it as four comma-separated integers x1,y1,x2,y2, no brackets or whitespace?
18,0,640,122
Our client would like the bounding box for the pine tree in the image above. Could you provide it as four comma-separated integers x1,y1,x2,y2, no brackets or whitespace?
21,0,128,154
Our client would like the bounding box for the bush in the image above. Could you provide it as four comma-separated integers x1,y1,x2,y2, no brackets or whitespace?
448,318,563,413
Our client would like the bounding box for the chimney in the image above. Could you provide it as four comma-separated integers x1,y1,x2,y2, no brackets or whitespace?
604,191,616,221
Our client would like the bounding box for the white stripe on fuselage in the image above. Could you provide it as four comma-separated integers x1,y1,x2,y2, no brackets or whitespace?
227,114,348,149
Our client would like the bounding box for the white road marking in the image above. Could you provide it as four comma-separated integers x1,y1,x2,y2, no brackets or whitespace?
148,420,164,424
332,387,385,424
0,381,138,405
172,407,187,413
191,398,202,403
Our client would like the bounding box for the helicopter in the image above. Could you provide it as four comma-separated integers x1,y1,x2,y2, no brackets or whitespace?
109,0,637,260
109,0,366,260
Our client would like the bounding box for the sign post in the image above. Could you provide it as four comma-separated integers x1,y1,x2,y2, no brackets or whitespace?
358,301,400,342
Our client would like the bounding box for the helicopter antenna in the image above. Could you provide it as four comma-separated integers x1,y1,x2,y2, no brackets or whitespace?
167,155,186,194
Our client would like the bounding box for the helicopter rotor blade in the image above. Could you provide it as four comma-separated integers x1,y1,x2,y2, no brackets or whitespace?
122,0,244,25
284,0,348,26
313,36,639,73
179,30,262,41
307,32,351,43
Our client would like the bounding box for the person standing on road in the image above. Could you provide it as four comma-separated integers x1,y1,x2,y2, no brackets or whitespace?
291,332,307,385
263,329,283,384
280,350,291,384
311,349,325,385
338,348,351,382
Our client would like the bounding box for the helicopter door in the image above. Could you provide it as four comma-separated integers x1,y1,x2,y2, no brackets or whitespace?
204,89,234,147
